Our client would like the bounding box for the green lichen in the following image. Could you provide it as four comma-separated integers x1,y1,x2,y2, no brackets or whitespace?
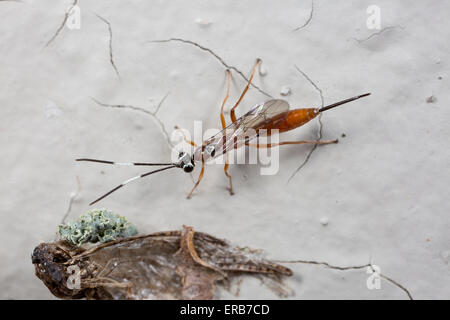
58,209,138,246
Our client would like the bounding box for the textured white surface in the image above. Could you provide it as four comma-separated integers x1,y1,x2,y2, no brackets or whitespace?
0,0,449,299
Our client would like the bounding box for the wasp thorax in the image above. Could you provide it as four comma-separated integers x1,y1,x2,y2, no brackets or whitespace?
178,152,195,173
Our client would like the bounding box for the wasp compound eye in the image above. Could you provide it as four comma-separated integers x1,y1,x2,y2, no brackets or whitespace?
183,163,194,173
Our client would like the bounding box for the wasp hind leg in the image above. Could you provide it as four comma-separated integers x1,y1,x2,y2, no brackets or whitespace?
246,139,339,148
230,59,261,123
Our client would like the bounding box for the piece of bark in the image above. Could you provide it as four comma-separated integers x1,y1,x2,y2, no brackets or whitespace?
32,226,292,300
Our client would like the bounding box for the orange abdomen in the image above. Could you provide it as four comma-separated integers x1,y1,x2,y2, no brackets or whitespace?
263,108,318,133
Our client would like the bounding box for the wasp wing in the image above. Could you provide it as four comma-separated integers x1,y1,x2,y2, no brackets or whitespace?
196,99,290,161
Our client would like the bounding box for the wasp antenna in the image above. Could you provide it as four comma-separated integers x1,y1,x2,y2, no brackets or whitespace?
88,165,177,205
76,158,173,166
318,93,371,113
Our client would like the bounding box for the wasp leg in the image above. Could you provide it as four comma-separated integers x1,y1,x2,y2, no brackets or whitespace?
230,59,261,123
187,157,205,199
220,70,234,195
174,126,197,147
246,139,338,148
